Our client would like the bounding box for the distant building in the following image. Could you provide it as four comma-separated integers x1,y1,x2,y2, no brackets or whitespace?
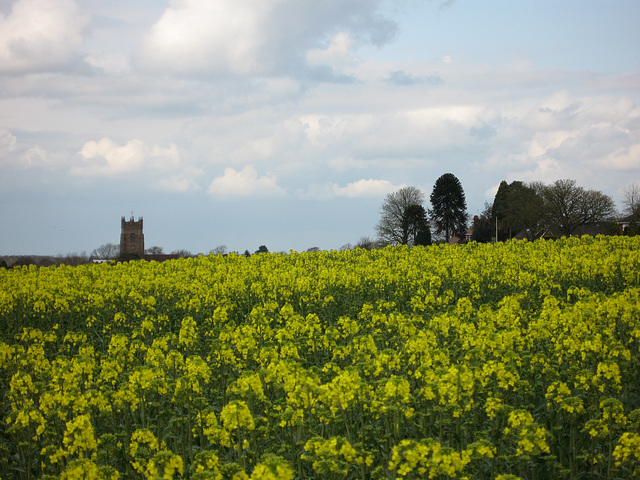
618,212,640,235
120,216,144,257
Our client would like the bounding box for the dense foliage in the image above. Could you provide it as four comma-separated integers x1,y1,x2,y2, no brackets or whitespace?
1,236,640,479
430,173,467,242
492,181,543,241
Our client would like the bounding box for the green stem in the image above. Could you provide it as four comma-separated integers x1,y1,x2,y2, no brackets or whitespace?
187,406,194,477
570,419,575,479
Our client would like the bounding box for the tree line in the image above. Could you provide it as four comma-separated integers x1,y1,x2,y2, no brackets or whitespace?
373,175,639,248
23,177,636,266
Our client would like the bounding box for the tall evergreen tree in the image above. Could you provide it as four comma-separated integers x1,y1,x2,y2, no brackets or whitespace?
401,204,431,246
414,225,432,246
492,180,543,240
491,181,510,227
430,173,467,242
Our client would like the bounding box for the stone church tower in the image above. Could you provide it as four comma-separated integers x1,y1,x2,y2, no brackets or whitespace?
120,216,144,257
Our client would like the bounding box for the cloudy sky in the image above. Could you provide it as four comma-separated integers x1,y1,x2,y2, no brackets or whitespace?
1,0,639,255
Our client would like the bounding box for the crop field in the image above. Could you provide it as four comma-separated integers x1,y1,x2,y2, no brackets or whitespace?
1,236,640,479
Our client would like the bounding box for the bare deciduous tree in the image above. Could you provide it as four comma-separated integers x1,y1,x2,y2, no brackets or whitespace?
91,243,119,259
355,237,375,250
542,179,616,236
622,183,640,216
375,186,426,246
210,245,228,255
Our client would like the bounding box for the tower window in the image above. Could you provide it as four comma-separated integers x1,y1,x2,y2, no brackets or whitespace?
130,233,135,243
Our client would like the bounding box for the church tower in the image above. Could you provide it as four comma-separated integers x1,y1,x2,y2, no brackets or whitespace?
120,216,144,257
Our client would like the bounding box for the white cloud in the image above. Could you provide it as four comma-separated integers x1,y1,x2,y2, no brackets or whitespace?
0,129,69,170
20,146,47,168
156,167,204,192
138,0,395,76
150,144,181,170
76,138,147,176
0,0,87,73
476,90,640,191
527,130,576,158
521,92,580,131
140,1,268,75
207,165,285,197
73,138,182,177
18,145,71,170
603,143,640,170
306,32,356,67
333,179,404,197
302,106,497,161
84,52,130,76
0,128,17,153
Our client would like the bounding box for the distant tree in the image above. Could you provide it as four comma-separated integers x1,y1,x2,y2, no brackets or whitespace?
622,182,640,216
0,259,7,269
255,245,269,254
243,250,251,257
145,246,164,255
339,243,353,251
508,182,544,240
210,245,227,255
430,173,467,242
306,247,321,253
541,179,616,236
355,237,375,250
492,181,543,240
375,186,426,246
400,204,431,246
40,257,58,267
625,220,640,236
11,256,36,268
92,243,119,259
604,220,622,236
414,224,432,246
491,181,510,227
471,202,494,243
62,253,89,266
171,249,191,258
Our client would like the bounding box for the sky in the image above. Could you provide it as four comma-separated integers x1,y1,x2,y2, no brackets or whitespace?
1,0,639,255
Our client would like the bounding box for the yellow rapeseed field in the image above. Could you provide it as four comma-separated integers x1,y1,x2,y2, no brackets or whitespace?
1,236,639,479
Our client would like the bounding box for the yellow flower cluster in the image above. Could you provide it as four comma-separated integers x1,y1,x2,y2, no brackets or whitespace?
614,432,640,473
50,414,98,464
302,436,372,476
249,454,294,480
129,428,159,473
0,235,639,479
220,400,255,432
504,410,550,456
144,450,184,480
389,438,473,478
